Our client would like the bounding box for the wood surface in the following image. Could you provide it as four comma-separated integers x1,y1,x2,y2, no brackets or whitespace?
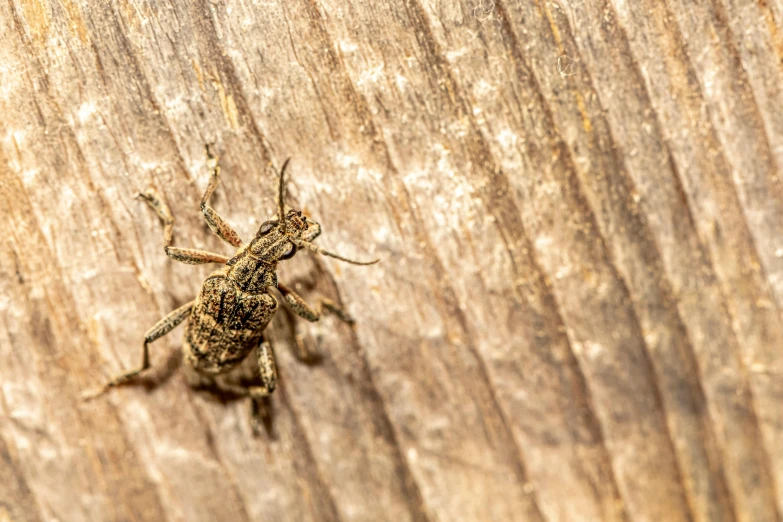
2,0,783,521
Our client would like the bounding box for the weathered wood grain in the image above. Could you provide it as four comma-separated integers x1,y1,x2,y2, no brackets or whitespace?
1,1,782,521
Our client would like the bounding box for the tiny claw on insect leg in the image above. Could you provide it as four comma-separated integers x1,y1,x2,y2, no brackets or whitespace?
134,190,155,202
205,143,219,171
80,385,109,402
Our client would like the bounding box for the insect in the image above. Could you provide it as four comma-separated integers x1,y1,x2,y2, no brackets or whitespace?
85,146,378,430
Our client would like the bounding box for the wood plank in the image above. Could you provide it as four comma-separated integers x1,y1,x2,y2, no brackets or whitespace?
1,0,781,520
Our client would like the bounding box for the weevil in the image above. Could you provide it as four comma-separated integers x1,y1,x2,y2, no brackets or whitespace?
86,146,378,430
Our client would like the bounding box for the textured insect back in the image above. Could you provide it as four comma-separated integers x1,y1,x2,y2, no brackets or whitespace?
225,252,277,293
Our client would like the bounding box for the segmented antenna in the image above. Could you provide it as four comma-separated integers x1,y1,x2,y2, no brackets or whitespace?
278,158,291,234
293,238,380,265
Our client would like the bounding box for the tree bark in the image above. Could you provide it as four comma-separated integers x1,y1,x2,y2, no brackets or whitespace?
2,1,783,521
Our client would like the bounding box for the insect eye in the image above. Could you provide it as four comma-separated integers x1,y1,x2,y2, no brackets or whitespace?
258,220,276,236
279,244,297,260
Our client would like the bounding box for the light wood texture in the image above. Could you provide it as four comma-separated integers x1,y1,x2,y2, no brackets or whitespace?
2,1,783,521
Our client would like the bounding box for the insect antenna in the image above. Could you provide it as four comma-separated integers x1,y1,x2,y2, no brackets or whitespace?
293,238,379,265
277,158,291,234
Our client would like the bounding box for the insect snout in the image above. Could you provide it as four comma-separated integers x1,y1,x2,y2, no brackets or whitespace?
286,209,308,232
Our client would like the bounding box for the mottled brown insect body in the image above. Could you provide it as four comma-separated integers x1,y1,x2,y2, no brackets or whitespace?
85,147,378,430
183,273,277,375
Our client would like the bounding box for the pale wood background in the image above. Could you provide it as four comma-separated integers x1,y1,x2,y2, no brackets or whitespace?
2,1,783,521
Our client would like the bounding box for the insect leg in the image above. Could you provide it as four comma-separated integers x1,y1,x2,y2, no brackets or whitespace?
164,247,229,265
183,340,277,436
252,338,277,396
137,188,175,248
247,338,278,434
201,145,244,248
138,190,229,264
184,337,278,435
275,283,355,324
83,300,195,399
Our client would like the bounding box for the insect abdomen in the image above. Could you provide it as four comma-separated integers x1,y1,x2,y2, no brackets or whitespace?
183,274,277,375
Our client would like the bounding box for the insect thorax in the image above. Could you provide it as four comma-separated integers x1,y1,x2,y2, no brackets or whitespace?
226,246,277,293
